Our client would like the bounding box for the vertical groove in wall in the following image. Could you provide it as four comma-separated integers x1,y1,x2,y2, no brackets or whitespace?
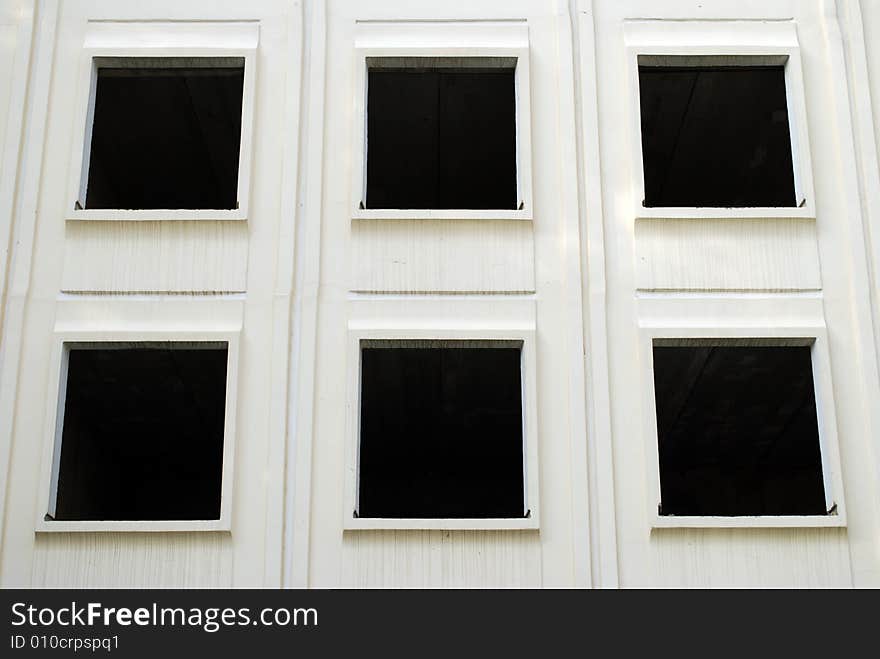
0,0,58,586
821,0,880,587
285,0,327,589
838,0,880,585
571,0,619,589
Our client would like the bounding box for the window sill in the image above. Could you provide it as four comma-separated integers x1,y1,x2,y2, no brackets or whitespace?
635,205,815,221
67,209,247,222
352,208,532,221
344,517,539,531
35,519,230,533
651,513,845,529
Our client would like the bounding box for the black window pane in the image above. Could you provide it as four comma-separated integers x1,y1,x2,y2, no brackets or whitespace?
358,342,524,518
85,64,244,210
652,345,826,516
54,345,228,521
639,66,797,208
366,68,517,210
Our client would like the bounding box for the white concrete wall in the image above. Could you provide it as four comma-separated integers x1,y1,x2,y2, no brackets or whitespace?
0,0,33,383
840,0,880,586
0,0,299,587
0,0,878,588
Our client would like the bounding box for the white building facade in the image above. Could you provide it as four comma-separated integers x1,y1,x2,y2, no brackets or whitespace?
1,0,880,588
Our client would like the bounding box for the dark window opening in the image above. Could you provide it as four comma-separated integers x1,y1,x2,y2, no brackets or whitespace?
365,64,517,210
53,343,228,521
652,343,827,517
358,340,525,518
638,65,797,208
84,60,245,210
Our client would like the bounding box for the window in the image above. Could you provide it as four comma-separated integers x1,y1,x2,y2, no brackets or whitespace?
82,58,245,211
67,21,258,221
365,60,517,211
638,62,796,208
624,20,816,219
47,342,230,523
651,340,829,517
356,340,527,520
351,21,533,220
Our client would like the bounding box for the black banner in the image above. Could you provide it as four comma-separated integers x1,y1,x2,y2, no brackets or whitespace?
0,589,865,657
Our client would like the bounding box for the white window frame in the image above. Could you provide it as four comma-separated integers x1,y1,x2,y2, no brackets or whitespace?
66,21,258,221
350,21,533,221
36,329,240,532
638,315,846,529
344,300,539,530
625,20,816,220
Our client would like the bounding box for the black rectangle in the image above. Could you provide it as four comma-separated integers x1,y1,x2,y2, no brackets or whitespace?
638,66,797,208
53,343,229,521
357,340,525,519
652,343,826,517
365,66,517,210
85,62,245,210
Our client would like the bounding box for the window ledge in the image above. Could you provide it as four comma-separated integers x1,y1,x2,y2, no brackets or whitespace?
35,519,230,533
344,517,539,531
67,209,247,222
636,206,815,221
651,514,845,529
352,208,532,221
